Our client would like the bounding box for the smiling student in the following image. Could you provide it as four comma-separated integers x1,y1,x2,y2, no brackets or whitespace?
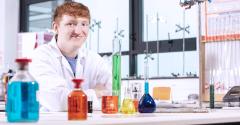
29,1,112,112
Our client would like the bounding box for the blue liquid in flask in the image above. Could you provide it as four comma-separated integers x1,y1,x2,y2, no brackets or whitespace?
138,81,156,113
7,81,39,122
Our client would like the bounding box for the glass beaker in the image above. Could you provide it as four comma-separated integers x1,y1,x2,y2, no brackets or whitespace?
102,96,118,114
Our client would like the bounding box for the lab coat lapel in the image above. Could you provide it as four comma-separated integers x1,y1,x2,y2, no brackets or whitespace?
49,38,74,78
61,56,75,77
75,48,86,78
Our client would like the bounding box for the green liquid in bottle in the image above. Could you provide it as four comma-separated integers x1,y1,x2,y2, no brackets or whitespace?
112,54,121,108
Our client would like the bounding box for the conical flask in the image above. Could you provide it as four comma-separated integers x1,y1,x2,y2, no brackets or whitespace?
121,79,135,114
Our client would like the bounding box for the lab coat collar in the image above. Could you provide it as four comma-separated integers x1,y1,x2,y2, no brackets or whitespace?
48,37,87,78
48,37,87,59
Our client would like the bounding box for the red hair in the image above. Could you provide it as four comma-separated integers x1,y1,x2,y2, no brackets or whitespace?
53,1,90,23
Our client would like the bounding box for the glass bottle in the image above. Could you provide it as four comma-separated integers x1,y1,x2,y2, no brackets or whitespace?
138,54,156,113
6,58,39,122
132,82,142,112
112,37,121,108
68,79,87,120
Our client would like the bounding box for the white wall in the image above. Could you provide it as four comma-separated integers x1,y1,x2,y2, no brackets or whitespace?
0,0,19,74
0,0,6,73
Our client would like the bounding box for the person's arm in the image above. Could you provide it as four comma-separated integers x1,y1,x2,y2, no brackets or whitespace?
93,55,112,97
29,48,70,112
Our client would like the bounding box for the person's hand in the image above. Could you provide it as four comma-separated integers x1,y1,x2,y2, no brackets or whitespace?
93,84,112,97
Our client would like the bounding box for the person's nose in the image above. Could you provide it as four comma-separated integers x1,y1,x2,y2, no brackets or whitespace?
74,25,84,34
74,23,88,34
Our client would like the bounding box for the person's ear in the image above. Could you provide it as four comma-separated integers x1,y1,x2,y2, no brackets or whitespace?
52,21,58,34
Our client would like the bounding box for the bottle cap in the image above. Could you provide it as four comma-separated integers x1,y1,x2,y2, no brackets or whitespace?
72,79,84,88
15,58,32,63
15,58,32,70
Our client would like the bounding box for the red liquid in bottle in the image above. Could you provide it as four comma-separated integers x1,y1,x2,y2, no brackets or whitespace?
68,79,87,120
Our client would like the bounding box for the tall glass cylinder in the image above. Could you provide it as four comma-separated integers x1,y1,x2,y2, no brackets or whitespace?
112,38,121,108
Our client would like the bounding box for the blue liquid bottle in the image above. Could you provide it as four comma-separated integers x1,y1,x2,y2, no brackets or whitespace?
6,58,39,122
138,50,156,113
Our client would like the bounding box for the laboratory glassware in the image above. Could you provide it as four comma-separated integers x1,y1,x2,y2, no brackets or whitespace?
121,82,136,114
102,95,118,114
112,36,122,108
68,79,87,120
7,58,39,122
138,51,156,113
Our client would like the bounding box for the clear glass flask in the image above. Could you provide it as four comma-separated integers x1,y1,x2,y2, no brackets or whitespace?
112,37,121,108
68,79,87,120
6,58,39,122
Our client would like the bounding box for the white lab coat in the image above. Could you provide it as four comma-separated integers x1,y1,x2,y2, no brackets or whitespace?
29,38,112,112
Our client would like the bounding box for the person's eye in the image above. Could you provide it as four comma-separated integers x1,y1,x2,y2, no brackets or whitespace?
81,23,89,27
67,23,77,27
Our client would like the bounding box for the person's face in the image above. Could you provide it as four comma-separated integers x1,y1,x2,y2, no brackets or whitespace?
53,14,89,49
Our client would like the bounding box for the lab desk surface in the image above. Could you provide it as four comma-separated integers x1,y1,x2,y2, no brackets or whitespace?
1,109,240,125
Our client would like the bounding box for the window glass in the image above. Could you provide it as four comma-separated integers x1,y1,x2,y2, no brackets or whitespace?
75,0,129,53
